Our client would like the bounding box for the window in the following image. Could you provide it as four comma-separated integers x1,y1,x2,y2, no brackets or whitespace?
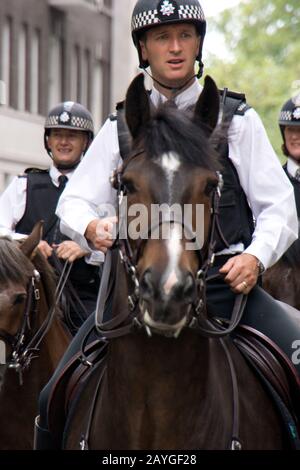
92,60,103,131
30,29,40,114
1,17,12,107
70,45,80,101
49,9,65,108
18,24,28,112
49,35,63,107
81,49,90,108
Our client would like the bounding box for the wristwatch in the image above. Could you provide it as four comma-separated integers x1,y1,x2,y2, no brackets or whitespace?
257,260,265,275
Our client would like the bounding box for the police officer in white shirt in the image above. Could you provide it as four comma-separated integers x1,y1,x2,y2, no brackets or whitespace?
0,101,101,334
55,0,300,358
272,94,300,268
279,93,300,212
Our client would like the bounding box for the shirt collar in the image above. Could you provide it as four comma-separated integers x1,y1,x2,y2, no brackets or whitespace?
49,164,74,187
150,79,202,110
287,158,300,179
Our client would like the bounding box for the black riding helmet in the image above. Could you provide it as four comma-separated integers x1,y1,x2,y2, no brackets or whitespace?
279,93,300,156
44,101,94,157
131,0,206,77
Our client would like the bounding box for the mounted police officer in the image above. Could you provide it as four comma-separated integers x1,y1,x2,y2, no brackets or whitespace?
0,101,101,334
280,93,300,216
57,0,299,354
35,0,300,449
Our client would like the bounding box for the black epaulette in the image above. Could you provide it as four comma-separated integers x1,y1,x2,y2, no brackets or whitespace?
18,168,49,179
109,101,125,122
24,167,49,174
220,88,251,116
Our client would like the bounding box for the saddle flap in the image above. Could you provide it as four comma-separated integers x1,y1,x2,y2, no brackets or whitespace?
47,339,107,445
234,325,300,425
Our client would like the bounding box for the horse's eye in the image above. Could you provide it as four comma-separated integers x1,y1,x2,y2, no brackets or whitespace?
123,180,137,195
204,180,218,197
13,293,27,306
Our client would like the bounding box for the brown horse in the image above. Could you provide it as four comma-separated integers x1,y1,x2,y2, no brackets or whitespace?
63,75,290,450
0,223,71,450
263,237,300,310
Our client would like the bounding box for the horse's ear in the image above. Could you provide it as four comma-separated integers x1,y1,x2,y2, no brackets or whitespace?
125,73,151,139
194,76,220,134
20,221,43,258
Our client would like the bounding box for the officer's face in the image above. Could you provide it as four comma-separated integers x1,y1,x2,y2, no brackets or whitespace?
284,126,300,161
47,129,88,167
140,23,200,93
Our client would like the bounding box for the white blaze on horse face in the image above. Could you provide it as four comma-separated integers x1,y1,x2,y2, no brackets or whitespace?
163,224,182,296
158,152,181,201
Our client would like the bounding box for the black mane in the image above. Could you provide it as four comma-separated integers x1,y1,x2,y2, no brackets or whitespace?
141,103,221,171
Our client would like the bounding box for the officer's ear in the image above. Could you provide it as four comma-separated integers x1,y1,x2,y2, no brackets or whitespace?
194,75,220,135
139,39,147,62
82,133,89,154
125,73,151,140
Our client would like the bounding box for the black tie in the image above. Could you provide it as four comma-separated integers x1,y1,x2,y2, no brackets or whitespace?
295,169,300,183
58,175,68,191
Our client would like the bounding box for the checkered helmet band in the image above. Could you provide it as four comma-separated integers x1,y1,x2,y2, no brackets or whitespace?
279,94,300,127
45,101,94,134
132,0,205,33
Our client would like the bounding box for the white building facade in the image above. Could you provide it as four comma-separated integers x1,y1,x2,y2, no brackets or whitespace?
0,0,138,193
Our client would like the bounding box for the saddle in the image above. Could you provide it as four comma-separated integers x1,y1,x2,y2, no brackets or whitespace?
40,337,108,449
233,324,300,446
39,324,300,449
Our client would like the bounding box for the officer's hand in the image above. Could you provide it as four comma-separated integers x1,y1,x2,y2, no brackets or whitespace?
38,240,53,259
54,241,88,263
219,253,260,294
85,217,117,254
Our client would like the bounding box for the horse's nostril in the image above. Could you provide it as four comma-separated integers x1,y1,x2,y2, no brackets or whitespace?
182,274,196,302
140,271,154,299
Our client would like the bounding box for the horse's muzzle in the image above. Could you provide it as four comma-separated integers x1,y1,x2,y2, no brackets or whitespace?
138,269,196,337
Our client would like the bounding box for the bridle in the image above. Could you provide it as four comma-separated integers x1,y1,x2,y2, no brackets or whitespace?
0,256,73,386
0,269,41,385
95,156,247,341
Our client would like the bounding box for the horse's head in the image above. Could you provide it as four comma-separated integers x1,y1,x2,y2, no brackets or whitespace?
114,74,222,337
0,222,45,363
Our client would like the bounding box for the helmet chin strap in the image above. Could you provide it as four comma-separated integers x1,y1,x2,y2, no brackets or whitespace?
49,153,83,172
55,162,81,171
143,67,201,96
